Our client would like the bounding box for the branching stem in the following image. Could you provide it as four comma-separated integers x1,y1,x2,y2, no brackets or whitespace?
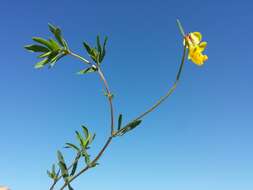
50,44,187,190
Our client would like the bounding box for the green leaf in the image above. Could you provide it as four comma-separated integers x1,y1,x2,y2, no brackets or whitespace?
24,44,49,53
65,143,80,152
118,114,123,130
82,150,90,165
117,120,142,136
77,67,97,75
48,38,60,50
52,164,56,176
89,133,96,144
34,58,50,69
49,53,65,68
48,23,57,33
100,36,108,62
47,170,53,179
81,125,89,139
57,151,69,180
70,153,81,176
89,162,99,168
96,35,102,54
83,41,92,54
90,48,99,63
62,39,69,49
82,126,91,148
32,37,55,50
75,131,86,148
38,51,52,58
48,23,65,47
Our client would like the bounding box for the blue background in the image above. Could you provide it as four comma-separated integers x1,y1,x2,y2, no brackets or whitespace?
0,0,252,189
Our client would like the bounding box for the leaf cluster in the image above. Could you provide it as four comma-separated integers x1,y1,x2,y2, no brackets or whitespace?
24,24,69,69
83,36,108,64
47,125,96,190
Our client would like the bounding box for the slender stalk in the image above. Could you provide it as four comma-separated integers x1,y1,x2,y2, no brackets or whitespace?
69,51,91,64
125,45,187,123
97,66,115,135
54,52,115,190
176,19,186,37
50,44,187,189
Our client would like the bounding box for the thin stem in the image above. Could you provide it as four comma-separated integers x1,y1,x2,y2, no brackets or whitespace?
176,19,186,37
50,43,187,189
97,66,115,135
53,52,115,190
69,51,91,64
128,45,187,123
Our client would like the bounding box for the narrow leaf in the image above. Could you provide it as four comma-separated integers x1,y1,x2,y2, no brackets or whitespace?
24,45,49,53
82,150,90,165
118,114,123,130
70,153,81,176
49,53,65,68
75,131,84,146
48,23,65,47
47,170,53,179
117,120,142,136
57,151,69,180
48,38,60,50
81,125,89,139
83,41,92,54
100,36,108,62
77,67,97,75
96,35,102,54
32,37,55,50
34,58,50,69
38,51,51,58
65,143,80,152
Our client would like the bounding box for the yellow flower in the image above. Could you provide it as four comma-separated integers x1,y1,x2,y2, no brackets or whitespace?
184,32,208,66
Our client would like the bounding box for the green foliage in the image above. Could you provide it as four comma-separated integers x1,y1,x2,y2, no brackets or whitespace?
116,120,142,136
47,164,58,180
25,20,189,190
77,66,97,75
49,125,96,188
117,114,123,130
24,44,49,52
83,35,108,64
24,24,69,69
70,153,81,176
57,151,69,181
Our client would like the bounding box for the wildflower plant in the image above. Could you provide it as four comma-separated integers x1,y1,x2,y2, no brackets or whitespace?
25,19,208,190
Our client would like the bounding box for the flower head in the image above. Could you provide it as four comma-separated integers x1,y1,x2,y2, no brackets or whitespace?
184,32,208,66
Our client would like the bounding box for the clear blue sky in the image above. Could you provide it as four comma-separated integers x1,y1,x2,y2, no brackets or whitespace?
0,0,252,189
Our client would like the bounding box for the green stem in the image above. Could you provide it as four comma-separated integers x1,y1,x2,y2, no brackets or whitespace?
176,19,186,37
126,45,187,123
69,51,91,64
50,43,187,189
53,52,115,190
97,66,115,135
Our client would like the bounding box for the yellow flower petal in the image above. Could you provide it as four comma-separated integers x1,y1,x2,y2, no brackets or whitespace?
188,46,208,66
199,41,207,52
190,32,202,45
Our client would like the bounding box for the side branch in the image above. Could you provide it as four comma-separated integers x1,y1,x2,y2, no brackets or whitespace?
128,45,187,123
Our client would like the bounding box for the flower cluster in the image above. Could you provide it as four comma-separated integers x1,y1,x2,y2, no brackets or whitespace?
184,32,208,66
